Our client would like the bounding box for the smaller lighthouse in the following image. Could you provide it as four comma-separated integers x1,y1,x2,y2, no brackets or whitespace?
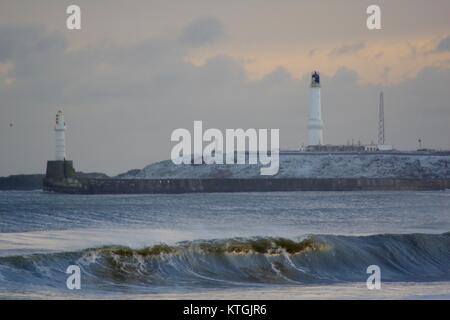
55,110,66,160
308,71,324,146
44,110,76,186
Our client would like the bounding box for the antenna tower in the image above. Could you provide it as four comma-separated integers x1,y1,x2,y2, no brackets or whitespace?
378,92,385,145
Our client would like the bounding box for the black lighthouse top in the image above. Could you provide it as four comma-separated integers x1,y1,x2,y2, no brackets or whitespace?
311,71,320,87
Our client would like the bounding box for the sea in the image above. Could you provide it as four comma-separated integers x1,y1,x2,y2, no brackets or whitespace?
0,190,449,299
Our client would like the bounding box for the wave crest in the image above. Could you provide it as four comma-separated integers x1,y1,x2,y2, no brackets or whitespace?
95,237,327,258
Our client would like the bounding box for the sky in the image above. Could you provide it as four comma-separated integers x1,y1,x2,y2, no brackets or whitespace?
1,0,450,176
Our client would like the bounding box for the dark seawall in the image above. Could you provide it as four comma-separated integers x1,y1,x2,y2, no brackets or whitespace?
44,177,450,194
0,174,44,190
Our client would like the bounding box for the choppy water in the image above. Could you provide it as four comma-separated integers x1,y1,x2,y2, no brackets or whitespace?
0,190,449,299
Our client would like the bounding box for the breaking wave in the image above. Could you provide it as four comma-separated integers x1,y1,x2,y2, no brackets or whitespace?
1,233,449,292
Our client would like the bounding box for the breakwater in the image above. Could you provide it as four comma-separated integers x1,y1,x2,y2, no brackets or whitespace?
43,177,450,194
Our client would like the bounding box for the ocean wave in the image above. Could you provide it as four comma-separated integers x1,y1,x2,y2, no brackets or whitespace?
0,233,449,291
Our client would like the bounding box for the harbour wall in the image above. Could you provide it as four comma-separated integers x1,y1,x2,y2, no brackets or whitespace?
44,177,450,194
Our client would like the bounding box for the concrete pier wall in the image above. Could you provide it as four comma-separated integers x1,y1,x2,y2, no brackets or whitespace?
44,177,450,194
45,160,75,180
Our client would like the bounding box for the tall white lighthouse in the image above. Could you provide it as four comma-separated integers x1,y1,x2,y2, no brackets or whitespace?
308,71,324,146
54,110,66,160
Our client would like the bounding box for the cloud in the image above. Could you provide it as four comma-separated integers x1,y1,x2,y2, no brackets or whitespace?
0,25,67,62
330,43,365,56
308,48,319,57
329,67,359,83
435,35,450,52
180,17,225,47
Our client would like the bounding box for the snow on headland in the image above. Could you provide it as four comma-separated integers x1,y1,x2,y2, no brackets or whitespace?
118,152,450,179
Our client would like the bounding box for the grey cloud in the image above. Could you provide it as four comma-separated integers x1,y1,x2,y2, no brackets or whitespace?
180,17,225,47
436,35,450,52
374,52,384,60
330,43,365,56
0,25,67,62
308,48,319,57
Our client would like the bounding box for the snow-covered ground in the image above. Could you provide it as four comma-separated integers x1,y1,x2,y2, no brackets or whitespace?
118,153,450,179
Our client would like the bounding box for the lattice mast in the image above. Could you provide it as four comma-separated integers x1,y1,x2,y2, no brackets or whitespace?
378,92,385,145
